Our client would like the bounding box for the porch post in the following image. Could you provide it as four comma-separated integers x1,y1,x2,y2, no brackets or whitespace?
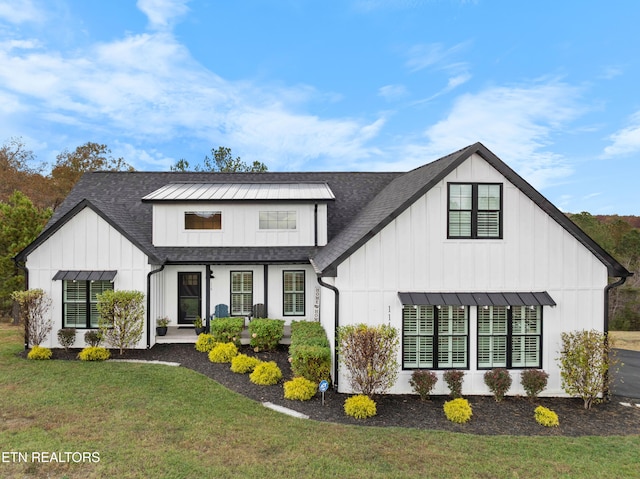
206,264,212,330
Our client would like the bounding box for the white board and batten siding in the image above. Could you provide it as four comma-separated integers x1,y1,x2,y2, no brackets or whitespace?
24,207,152,349
332,153,608,396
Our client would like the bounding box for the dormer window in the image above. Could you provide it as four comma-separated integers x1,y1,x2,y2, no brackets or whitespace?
259,211,296,230
185,211,222,230
448,183,502,239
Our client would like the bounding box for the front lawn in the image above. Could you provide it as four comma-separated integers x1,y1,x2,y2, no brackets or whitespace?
1,322,638,479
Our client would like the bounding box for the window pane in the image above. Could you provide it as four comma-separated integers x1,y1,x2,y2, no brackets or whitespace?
477,211,500,237
284,271,305,315
403,305,434,368
478,184,501,210
231,272,252,315
449,184,472,210
449,211,472,237
185,211,222,230
259,211,296,229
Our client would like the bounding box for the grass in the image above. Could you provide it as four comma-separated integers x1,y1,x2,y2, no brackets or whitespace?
1,322,639,478
610,331,640,352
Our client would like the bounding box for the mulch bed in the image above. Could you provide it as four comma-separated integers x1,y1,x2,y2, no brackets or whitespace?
40,344,640,436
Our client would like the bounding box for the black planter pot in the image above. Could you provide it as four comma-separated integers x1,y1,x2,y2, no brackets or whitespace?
195,327,206,335
156,326,168,336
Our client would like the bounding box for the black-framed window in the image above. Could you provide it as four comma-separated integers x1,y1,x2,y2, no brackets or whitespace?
63,280,113,328
185,211,222,230
448,183,502,239
402,305,468,369
283,271,305,316
230,271,253,316
477,305,542,369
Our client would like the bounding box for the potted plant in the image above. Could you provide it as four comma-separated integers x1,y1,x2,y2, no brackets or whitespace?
156,317,169,336
193,316,205,335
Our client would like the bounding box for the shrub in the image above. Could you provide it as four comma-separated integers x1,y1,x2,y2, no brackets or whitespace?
444,398,473,424
210,317,245,346
249,318,285,351
289,321,330,356
409,370,438,401
11,289,52,346
208,342,238,363
558,329,613,409
230,354,261,374
284,377,317,401
443,370,465,398
57,328,76,351
249,361,283,385
84,330,103,347
77,346,110,361
521,369,549,401
534,406,559,427
290,345,332,384
195,333,217,352
344,395,377,419
27,345,52,360
484,368,512,401
97,290,145,355
338,323,399,397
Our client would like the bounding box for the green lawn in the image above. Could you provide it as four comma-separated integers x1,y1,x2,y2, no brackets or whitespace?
1,323,639,479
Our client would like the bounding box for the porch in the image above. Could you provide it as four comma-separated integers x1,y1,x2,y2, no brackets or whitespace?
155,325,292,345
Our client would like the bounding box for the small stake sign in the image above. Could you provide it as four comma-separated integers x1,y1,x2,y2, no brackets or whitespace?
319,380,329,405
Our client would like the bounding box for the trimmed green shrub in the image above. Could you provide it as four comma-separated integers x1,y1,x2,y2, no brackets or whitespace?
84,330,103,347
289,321,330,356
409,370,438,401
77,346,110,361
230,354,261,374
444,398,472,424
97,289,145,355
344,395,377,419
534,406,559,427
443,369,465,398
208,342,238,363
195,333,217,352
57,328,76,351
27,345,52,360
284,377,317,401
210,317,245,346
484,368,512,401
249,361,282,385
290,344,331,384
521,369,549,401
249,318,285,351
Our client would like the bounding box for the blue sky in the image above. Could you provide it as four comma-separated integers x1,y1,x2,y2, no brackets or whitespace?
1,0,639,214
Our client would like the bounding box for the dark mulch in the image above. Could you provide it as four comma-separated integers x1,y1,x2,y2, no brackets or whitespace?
42,344,640,436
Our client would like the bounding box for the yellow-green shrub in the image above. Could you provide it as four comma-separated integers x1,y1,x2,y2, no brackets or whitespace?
534,406,559,427
284,377,317,401
27,345,52,360
77,346,111,361
195,333,217,352
208,342,238,363
231,354,261,374
249,361,282,385
443,398,472,424
344,394,377,419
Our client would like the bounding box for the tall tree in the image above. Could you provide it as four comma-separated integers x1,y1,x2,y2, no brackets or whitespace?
0,138,51,209
50,142,133,207
170,146,267,172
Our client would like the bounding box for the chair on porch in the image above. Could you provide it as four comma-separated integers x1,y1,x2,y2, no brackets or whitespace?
214,304,229,318
252,303,266,319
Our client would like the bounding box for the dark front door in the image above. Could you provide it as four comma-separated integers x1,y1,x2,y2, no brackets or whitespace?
178,272,201,325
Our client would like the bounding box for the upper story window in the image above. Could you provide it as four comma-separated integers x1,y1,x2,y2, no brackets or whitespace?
185,211,222,230
448,183,502,239
259,211,296,230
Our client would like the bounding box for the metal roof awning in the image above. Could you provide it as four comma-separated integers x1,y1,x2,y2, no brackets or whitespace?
142,182,336,201
53,270,117,281
398,291,556,307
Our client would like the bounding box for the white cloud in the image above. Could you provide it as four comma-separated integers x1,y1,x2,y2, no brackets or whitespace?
405,41,471,74
136,0,190,30
378,84,408,101
603,112,640,158
0,0,43,24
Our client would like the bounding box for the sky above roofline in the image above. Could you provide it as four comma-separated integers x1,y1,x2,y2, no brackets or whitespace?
1,0,639,214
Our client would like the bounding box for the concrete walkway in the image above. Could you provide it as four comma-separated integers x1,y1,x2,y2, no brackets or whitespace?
611,349,640,399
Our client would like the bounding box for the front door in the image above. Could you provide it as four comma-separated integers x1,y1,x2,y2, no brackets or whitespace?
178,272,201,325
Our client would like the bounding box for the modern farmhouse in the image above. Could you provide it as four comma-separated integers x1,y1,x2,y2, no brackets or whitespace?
15,142,631,396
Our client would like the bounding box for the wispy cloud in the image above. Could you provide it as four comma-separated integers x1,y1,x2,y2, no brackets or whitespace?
405,41,471,73
603,111,640,158
378,84,408,101
0,0,43,24
136,0,190,30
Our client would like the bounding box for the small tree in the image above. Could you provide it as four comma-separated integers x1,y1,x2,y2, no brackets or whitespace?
97,290,145,355
11,289,52,347
338,323,399,397
557,329,613,409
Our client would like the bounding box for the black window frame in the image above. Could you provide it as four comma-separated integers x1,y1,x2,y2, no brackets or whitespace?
283,270,305,316
447,182,503,239
62,279,114,329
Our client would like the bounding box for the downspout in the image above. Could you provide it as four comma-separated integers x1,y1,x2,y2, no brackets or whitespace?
316,275,339,390
146,263,165,348
603,274,628,399
263,264,269,317
13,258,29,350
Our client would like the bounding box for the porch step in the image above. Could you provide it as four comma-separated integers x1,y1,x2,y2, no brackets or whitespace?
156,325,292,345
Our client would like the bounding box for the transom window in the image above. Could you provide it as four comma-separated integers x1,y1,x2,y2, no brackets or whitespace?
230,271,253,316
185,211,222,230
259,211,296,230
283,271,305,316
403,305,468,369
478,305,542,369
63,280,113,328
448,183,502,239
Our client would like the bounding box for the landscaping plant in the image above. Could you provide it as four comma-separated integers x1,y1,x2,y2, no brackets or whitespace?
520,369,549,401
484,368,512,401
249,361,283,385
249,318,285,351
409,370,438,401
77,346,111,361
443,370,465,398
208,342,238,363
96,289,145,355
443,398,473,424
27,345,52,360
11,288,52,346
290,344,331,384
337,323,399,397
209,317,245,346
57,328,76,352
195,333,217,352
284,377,317,401
344,394,377,419
534,406,559,427
84,330,103,347
230,354,261,374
